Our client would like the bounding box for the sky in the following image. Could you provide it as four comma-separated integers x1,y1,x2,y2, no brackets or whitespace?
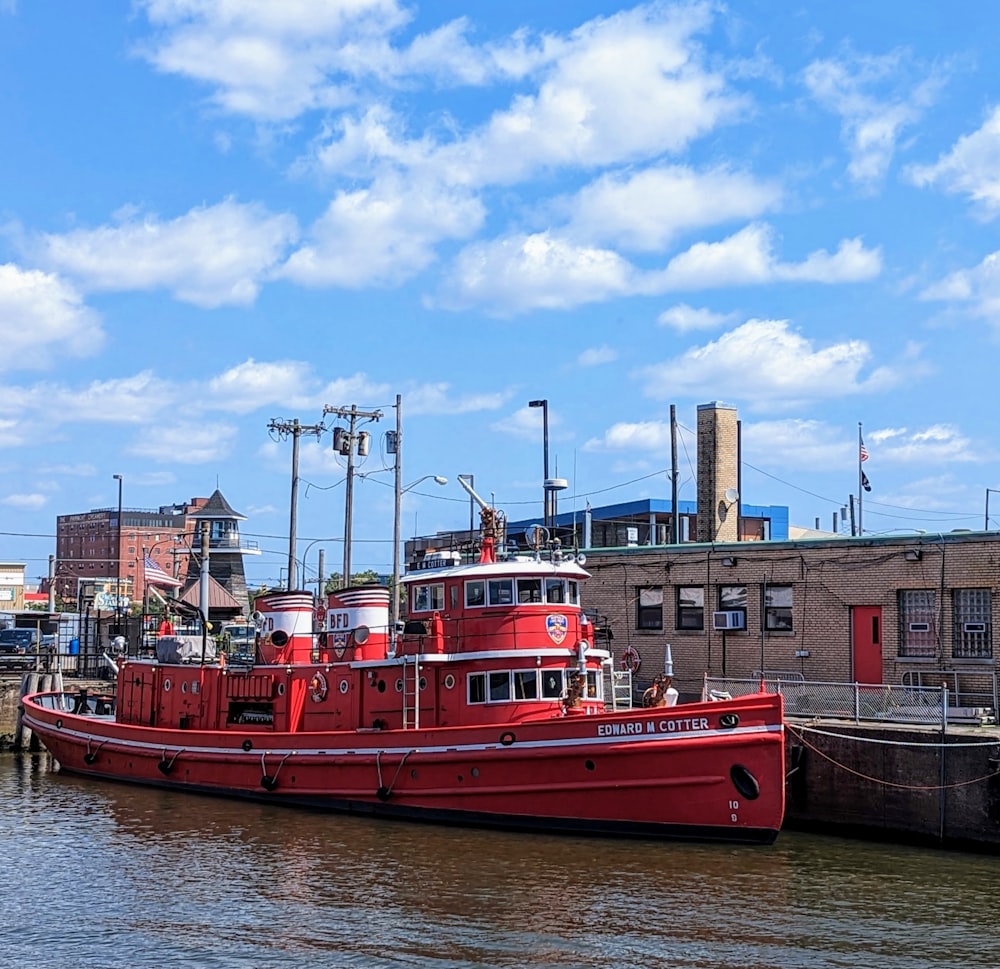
3,0,1000,590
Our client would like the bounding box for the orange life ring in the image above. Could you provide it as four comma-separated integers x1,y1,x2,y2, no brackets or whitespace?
309,672,328,703
620,646,641,675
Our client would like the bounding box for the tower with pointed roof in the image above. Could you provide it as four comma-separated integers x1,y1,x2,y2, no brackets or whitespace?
180,489,259,618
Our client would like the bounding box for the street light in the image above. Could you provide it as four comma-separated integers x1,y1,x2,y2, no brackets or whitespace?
391,475,448,648
986,489,1000,530
113,474,123,636
528,400,549,526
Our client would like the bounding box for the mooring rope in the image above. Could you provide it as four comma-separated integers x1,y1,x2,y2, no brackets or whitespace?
785,722,1000,791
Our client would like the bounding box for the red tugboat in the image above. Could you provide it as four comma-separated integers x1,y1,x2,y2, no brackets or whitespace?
23,484,785,844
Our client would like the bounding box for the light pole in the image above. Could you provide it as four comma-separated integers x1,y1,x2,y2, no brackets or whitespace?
986,489,1000,530
391,475,448,649
113,474,123,635
528,400,549,526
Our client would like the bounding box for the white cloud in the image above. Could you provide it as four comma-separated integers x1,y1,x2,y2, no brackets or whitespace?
33,199,298,307
308,4,742,188
583,420,672,452
657,223,882,290
403,383,511,415
2,372,177,425
207,359,319,414
1,493,47,510
491,403,560,441
920,250,1000,324
637,319,903,410
906,105,1000,217
281,177,483,287
804,49,944,187
450,4,744,184
128,421,238,463
0,264,103,372
867,424,983,464
565,166,781,251
441,232,634,314
741,418,857,470
577,345,618,367
136,0,411,121
657,303,737,331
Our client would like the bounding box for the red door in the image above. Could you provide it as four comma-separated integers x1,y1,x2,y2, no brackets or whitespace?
852,606,883,684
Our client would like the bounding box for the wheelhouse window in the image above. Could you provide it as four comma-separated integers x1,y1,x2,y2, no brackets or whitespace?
899,590,936,658
489,671,511,701
953,588,992,660
676,586,704,630
465,580,485,607
637,587,663,630
411,582,444,613
764,585,794,631
517,578,542,603
513,670,538,699
545,578,565,603
466,668,585,704
488,578,514,605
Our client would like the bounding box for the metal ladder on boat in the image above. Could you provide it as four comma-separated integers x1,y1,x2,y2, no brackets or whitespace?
401,655,421,729
605,668,633,710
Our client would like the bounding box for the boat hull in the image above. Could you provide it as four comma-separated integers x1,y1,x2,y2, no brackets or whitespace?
22,692,785,844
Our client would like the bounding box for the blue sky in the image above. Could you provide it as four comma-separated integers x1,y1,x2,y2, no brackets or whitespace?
3,0,1000,589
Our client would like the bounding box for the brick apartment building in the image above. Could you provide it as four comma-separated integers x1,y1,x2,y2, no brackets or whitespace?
582,530,998,703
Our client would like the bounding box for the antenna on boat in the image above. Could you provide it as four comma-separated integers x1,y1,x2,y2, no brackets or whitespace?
457,476,507,563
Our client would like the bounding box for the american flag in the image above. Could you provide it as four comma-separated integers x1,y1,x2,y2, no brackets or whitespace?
144,555,181,588
860,439,869,463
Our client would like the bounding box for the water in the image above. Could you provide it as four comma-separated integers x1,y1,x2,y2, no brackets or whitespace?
1,753,997,969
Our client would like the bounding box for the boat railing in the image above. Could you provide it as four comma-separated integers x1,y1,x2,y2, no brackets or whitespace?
703,675,975,727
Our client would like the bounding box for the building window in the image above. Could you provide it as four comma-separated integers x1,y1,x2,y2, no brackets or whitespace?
676,586,704,630
636,587,663,630
764,585,794,631
719,585,748,627
411,583,444,613
899,590,937,658
953,589,992,660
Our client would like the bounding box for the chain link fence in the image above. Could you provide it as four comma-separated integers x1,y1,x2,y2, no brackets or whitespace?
703,675,962,726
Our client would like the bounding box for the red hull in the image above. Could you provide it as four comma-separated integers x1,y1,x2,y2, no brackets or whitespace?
23,690,784,844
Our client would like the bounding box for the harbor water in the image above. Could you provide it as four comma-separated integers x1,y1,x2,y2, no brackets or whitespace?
1,753,998,969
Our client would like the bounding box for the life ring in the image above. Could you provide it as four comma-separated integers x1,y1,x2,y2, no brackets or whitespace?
309,672,328,703
620,645,641,675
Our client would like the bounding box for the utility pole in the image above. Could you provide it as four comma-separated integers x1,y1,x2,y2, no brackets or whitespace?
268,418,325,589
323,403,383,586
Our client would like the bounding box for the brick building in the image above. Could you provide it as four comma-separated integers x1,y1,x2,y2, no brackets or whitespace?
583,531,998,704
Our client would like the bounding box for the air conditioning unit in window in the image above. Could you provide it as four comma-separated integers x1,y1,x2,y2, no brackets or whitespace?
712,610,746,631
963,622,987,633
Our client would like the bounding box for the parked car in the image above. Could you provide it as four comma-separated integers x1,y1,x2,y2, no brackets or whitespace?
0,628,43,670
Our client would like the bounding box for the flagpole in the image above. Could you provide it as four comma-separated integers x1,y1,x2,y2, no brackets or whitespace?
858,422,863,536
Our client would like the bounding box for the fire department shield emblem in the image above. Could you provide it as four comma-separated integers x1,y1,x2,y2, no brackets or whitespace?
546,614,568,644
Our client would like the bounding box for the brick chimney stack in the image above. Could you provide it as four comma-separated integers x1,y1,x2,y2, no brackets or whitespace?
696,402,739,543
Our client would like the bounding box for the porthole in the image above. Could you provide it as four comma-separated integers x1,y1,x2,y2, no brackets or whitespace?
163,678,172,692
181,682,188,694
339,679,349,694
471,767,480,778
443,674,456,690
419,676,427,691
277,683,285,696
395,678,403,692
